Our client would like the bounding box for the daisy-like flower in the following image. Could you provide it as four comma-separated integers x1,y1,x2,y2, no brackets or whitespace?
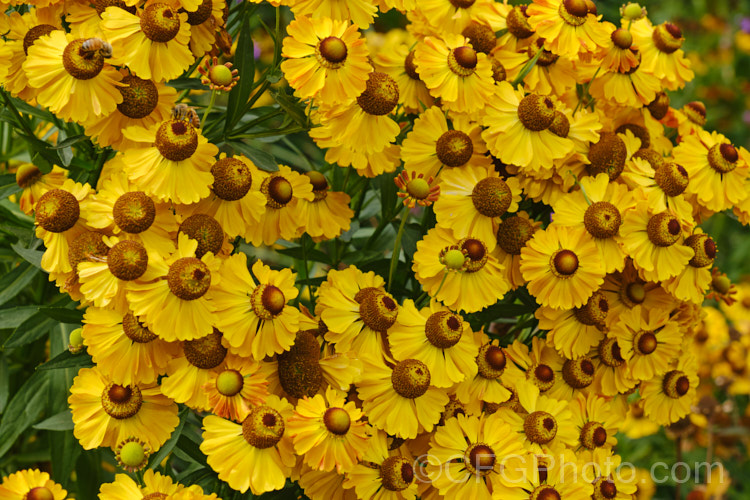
621,159,693,223
503,337,566,396
413,227,509,313
612,306,682,381
101,3,193,82
186,0,226,57
83,72,178,151
494,38,578,96
68,366,179,450
394,170,440,209
526,0,610,59
204,356,269,422
198,56,239,92
588,49,663,108
401,106,492,179
569,392,623,457
590,336,637,396
287,386,370,473
34,178,92,275
244,164,315,247
114,437,151,473
630,19,694,91
520,225,605,309
455,332,513,415
200,396,296,495
414,34,494,114
494,449,594,500
619,201,694,282
213,253,300,359
434,166,521,249
298,467,355,500
356,356,448,439
495,211,543,289
640,351,699,425
425,412,526,500
482,81,574,172
372,32,434,113
600,259,675,328
494,381,577,453
600,27,641,73
0,469,67,500
118,112,219,204
547,354,599,402
15,164,67,215
290,0,378,29
661,230,716,304
24,32,123,123
99,470,208,500
126,233,221,341
672,130,750,213
281,16,371,104
551,173,634,273
388,299,478,388
296,171,354,241
82,307,179,386
536,289,609,358
706,267,737,306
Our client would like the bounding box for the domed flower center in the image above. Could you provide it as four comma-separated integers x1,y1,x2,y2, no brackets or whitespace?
574,290,609,326
179,214,224,258
436,130,473,167
441,398,467,422
141,3,180,43
518,94,555,132
15,164,42,189
455,238,486,272
113,191,156,233
530,485,562,500
142,494,167,500
93,0,136,15
185,0,212,25
646,212,681,247
562,357,595,389
634,330,658,355
652,22,684,54
523,411,558,444
155,119,198,162
242,405,285,448
654,162,689,196
317,36,347,66
549,111,569,137
616,123,650,148
623,282,646,306
354,287,398,332
62,38,108,80
107,240,148,281
23,25,57,55
117,439,148,471
404,50,420,80
593,478,618,500
707,143,738,174
440,246,469,271
36,189,80,233
168,257,211,300
491,58,507,82
306,171,329,201
663,370,690,398
611,28,633,49
583,202,622,239
506,6,534,39
496,215,536,255
588,132,627,180
476,343,506,379
559,0,589,26
251,284,287,320
323,407,351,435
26,487,54,500
528,40,559,68
531,363,556,392
471,177,512,218
182,330,227,369
462,22,496,54
211,157,253,201
448,46,479,77
686,233,716,268
648,92,671,120
122,312,158,343
598,337,625,367
117,75,159,119
68,231,108,272
425,311,463,348
580,421,608,449
406,178,431,201
683,101,706,126
633,148,666,171
391,359,431,399
551,249,579,277
357,72,399,116
278,331,324,398
101,383,143,419
449,0,476,7
261,175,294,209
712,274,731,295
465,443,496,476
216,369,244,396
380,456,414,491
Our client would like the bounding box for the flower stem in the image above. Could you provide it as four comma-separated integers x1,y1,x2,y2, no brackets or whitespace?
387,206,410,293
201,90,218,130
512,48,543,87
573,68,600,116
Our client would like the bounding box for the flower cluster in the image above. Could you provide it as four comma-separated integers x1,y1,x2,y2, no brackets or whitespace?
0,0,747,499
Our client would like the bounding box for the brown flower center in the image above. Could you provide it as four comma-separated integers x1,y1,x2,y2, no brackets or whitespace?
391,359,431,399
216,369,244,396
632,148,666,171
506,6,534,39
251,284,287,320
530,363,556,392
68,231,108,272
654,162,689,196
323,407,351,435
155,119,198,162
182,330,226,369
357,72,399,116
652,22,684,54
683,101,706,126
108,240,148,281
647,92,671,120
559,0,589,26
524,411,558,444
465,443,496,476
562,357,595,389
113,191,156,233
318,36,347,66
530,485,561,500
634,330,658,355
355,287,398,332
593,478,618,500
25,487,54,500
23,25,57,55
584,201,622,239
278,331,324,398
101,383,143,419
306,171,329,201
574,290,609,326
462,22,496,54
117,75,159,119
662,370,690,398
404,50,420,80
707,143,738,174
598,337,624,367
496,215,536,255
62,38,107,80
611,28,633,49
459,238,488,272
447,46,478,77
436,129,473,167
425,311,463,349
122,312,158,343
471,177,512,218
476,343,506,379
580,421,608,449
549,111,569,137
141,3,181,43
551,249,579,277
242,405,285,448
646,212,681,247
167,257,211,300
685,233,716,268
518,94,555,131
588,132,627,180
179,214,224,258
185,0,212,25
261,175,294,209
380,456,414,491
36,189,80,233
211,157,253,201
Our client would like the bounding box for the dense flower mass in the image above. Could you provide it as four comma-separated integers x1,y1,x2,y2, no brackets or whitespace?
0,0,746,499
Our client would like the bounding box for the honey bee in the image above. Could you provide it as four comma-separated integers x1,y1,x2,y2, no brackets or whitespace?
172,103,201,128
81,38,113,58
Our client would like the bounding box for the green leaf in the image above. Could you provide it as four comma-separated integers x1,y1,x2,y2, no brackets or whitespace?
0,174,21,200
271,88,307,127
225,11,255,132
0,306,39,329
265,66,283,84
276,246,331,265
37,350,94,371
4,313,55,348
49,134,87,150
149,406,189,469
227,140,279,171
11,241,44,269
168,77,206,90
33,409,74,431
40,306,84,324
0,357,8,414
0,369,49,459
400,223,423,263
75,449,106,499
175,431,208,466
0,262,39,307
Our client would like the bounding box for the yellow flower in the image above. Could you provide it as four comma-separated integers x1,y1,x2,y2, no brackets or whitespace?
589,336,637,396
290,0,378,29
296,171,354,241
620,158,694,223
494,38,578,95
15,164,67,216
569,392,624,457
526,0,610,59
186,0,226,57
99,470,207,500
640,350,699,425
372,30,434,113
0,469,67,500
455,331,512,415
536,290,608,358
630,19,694,90
494,449,594,500
495,211,543,289
600,259,675,328
662,230,716,303
204,356,269,422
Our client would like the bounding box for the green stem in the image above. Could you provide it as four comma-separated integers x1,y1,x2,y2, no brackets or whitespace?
200,90,217,130
343,166,353,192
295,236,311,307
512,48,543,87
0,90,36,138
387,206,410,293
573,67,600,116
417,272,448,307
